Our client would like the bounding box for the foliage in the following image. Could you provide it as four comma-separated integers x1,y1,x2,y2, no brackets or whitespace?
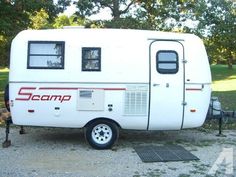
0,0,61,36
134,0,199,31
196,0,236,68
0,0,70,67
53,15,71,28
74,0,201,31
73,0,236,69
0,35,8,66
29,9,51,29
103,17,147,29
53,15,86,28
74,0,136,19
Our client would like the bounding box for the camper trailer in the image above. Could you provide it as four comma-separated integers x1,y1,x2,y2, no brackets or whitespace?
6,28,211,149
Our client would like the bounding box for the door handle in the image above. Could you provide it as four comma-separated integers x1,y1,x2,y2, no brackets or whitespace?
153,83,160,87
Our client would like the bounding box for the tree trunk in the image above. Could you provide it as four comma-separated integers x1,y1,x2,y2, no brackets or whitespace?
112,0,120,19
227,51,233,70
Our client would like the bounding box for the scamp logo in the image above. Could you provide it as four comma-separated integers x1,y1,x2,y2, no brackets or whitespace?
15,87,71,103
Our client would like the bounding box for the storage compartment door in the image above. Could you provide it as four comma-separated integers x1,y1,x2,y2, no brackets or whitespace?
77,89,105,111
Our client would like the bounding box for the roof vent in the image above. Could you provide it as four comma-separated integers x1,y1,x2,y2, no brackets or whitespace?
63,26,85,29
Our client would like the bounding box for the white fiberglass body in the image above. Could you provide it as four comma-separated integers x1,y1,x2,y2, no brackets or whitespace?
9,28,211,131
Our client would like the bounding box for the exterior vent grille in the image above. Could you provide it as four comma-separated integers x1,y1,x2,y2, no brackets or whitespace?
124,86,148,116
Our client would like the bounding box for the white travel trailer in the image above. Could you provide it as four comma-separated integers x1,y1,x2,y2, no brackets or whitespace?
8,28,211,149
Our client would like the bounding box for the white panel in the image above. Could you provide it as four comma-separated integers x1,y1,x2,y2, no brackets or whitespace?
77,89,104,111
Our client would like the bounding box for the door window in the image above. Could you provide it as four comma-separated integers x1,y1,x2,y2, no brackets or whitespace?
156,51,178,74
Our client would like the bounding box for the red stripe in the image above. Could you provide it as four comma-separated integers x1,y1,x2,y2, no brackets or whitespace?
103,88,126,91
186,88,202,91
39,87,126,91
20,87,37,90
39,87,78,90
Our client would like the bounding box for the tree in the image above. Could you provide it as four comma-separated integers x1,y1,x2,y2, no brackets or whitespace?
29,9,50,29
1,0,235,69
0,0,71,35
196,0,236,69
134,0,200,31
135,0,236,68
0,0,70,66
103,17,144,29
74,0,136,20
74,0,196,30
0,35,8,66
53,15,86,28
53,15,71,28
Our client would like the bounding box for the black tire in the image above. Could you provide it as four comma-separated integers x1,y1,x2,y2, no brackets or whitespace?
4,84,10,112
84,119,119,150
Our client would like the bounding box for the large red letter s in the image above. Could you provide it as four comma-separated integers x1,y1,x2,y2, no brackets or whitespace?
15,87,36,101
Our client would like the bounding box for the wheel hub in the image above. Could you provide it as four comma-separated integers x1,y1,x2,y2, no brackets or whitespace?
92,124,112,145
99,130,105,136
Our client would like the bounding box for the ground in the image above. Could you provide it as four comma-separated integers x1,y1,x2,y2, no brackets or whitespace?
0,126,235,177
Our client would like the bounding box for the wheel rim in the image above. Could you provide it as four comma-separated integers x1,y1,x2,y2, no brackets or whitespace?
91,124,112,145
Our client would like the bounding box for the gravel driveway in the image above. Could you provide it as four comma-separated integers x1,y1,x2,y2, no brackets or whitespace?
0,126,235,177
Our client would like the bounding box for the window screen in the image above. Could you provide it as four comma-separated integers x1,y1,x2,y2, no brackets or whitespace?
27,41,65,69
156,51,178,74
82,47,101,71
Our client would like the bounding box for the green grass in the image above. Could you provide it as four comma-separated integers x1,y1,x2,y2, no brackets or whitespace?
0,65,235,110
0,68,9,108
211,65,236,110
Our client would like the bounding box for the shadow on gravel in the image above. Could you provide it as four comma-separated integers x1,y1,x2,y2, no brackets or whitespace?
2,126,234,149
15,127,88,148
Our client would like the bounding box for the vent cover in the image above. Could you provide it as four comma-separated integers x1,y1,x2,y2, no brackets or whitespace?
124,85,148,116
79,90,92,98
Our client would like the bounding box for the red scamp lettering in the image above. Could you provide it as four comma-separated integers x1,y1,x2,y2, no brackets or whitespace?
15,87,71,103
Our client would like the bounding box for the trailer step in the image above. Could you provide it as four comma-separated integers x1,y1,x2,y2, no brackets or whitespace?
134,145,199,163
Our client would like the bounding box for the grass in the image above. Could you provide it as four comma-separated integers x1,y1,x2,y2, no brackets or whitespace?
0,65,235,110
211,65,236,110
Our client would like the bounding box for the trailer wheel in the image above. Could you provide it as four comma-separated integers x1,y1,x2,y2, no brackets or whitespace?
85,119,119,149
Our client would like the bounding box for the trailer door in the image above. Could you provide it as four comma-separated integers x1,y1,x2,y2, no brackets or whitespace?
148,40,185,130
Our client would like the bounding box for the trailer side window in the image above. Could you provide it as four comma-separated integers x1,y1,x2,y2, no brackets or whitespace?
156,51,178,74
27,41,65,69
82,47,101,71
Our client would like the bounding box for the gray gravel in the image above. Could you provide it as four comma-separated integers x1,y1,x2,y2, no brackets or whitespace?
0,126,236,177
